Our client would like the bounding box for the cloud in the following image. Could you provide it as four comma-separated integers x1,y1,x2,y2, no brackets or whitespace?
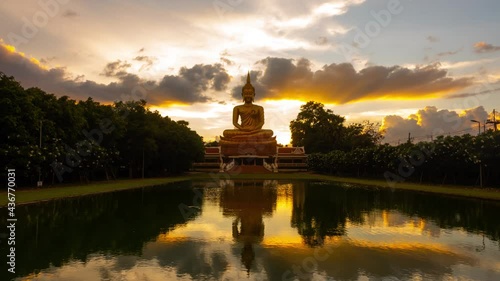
150,64,230,104
426,36,439,43
315,36,329,45
231,70,268,101
0,41,230,105
218,50,234,66
0,41,478,107
220,56,234,66
474,42,500,53
179,63,230,92
232,57,473,104
100,60,132,77
446,85,500,99
436,49,460,57
210,0,361,57
133,55,157,71
40,56,57,64
380,106,489,143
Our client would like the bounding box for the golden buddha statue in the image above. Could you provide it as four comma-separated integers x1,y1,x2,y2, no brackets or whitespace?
219,72,277,156
222,73,274,139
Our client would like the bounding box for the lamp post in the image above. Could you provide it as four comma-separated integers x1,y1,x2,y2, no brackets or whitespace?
485,109,498,132
486,119,499,132
494,109,498,131
470,120,481,135
477,160,483,188
38,120,43,187
470,119,483,188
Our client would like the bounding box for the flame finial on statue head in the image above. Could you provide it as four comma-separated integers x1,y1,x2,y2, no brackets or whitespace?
242,71,255,93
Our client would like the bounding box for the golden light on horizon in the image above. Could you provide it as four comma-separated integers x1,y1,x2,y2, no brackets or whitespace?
274,130,292,145
262,88,458,105
3,42,17,53
262,98,304,106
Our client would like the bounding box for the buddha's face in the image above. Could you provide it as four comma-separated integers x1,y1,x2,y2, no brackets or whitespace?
242,88,255,103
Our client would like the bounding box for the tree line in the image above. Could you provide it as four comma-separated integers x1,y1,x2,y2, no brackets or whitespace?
291,101,500,187
0,72,204,186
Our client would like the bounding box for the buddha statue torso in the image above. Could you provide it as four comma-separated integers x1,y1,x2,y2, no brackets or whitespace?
219,72,277,156
235,104,264,131
222,73,274,140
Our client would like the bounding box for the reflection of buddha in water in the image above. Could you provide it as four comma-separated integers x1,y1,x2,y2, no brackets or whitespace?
232,213,264,275
221,180,277,275
221,73,275,141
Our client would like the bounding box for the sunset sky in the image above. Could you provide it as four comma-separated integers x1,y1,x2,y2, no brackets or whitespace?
1,0,500,145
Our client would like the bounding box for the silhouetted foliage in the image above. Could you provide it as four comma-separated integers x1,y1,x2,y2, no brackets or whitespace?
307,132,500,187
204,140,220,147
0,72,204,185
290,101,381,153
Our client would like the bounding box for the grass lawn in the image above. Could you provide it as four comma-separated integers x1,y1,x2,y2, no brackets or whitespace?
1,173,499,206
0,177,191,206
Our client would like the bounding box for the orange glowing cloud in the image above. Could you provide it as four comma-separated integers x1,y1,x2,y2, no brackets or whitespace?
232,58,474,105
0,40,47,70
474,41,500,53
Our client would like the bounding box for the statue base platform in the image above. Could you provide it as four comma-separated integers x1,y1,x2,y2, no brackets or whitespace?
219,136,277,156
220,155,278,173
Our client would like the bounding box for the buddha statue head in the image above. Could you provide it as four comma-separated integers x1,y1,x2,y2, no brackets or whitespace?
242,72,255,103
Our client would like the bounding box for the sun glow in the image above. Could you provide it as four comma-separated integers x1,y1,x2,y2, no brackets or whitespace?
3,43,17,54
274,131,292,146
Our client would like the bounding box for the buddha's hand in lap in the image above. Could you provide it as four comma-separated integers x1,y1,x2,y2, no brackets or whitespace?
241,127,260,132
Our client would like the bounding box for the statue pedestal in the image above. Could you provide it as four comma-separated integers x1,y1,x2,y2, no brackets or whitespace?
225,156,275,173
219,136,277,156
220,141,277,156
219,136,278,173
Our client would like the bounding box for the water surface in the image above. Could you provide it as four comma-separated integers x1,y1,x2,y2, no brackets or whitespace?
2,180,500,281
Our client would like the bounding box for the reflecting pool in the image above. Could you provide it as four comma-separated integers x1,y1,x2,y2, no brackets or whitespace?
2,180,500,281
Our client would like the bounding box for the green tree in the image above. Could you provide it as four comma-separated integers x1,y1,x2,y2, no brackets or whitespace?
290,101,345,153
204,140,219,147
343,121,382,150
290,101,380,153
1,73,205,185
114,100,204,177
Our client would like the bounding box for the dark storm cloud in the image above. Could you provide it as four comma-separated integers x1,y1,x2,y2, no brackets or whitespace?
0,43,230,104
232,57,473,104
